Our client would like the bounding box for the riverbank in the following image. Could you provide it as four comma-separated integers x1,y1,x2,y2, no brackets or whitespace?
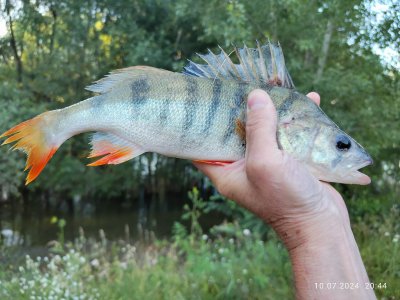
0,200,398,299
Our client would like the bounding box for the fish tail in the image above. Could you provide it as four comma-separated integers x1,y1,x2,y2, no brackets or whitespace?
1,111,61,185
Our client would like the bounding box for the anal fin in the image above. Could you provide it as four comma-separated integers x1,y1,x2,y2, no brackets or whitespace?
87,132,144,166
193,160,233,166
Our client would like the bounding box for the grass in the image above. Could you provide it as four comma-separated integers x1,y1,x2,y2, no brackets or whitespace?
353,205,400,298
0,189,398,299
0,223,293,300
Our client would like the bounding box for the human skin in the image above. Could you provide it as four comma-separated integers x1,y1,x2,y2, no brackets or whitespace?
194,89,376,300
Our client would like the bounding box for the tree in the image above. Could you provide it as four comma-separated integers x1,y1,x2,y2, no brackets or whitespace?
0,0,398,217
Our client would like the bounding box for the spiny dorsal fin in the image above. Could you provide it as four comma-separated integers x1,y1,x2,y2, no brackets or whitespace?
183,41,295,89
86,66,172,94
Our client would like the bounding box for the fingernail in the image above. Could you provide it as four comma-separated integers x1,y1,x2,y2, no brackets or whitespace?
247,90,268,111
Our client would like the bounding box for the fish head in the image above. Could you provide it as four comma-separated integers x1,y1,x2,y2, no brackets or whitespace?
304,124,373,185
277,93,373,185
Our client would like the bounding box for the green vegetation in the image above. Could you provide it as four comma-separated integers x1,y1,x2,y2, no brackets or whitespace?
0,0,398,299
0,0,398,207
0,189,398,299
0,226,292,299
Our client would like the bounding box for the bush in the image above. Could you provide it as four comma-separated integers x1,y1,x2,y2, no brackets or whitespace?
0,188,398,299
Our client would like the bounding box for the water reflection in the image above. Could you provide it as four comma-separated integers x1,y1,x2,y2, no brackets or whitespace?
0,198,222,256
0,205,180,247
1,228,24,246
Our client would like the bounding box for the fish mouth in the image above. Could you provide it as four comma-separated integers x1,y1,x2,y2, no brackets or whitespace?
354,159,373,170
347,159,373,185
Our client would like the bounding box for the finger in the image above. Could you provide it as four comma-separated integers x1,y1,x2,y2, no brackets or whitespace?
245,89,280,163
307,92,320,106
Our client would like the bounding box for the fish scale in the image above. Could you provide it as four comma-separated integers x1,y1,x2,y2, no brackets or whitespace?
124,74,252,158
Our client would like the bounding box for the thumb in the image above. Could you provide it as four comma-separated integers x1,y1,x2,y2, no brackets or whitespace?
245,89,280,164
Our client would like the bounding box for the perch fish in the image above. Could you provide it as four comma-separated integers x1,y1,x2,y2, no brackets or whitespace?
1,42,372,185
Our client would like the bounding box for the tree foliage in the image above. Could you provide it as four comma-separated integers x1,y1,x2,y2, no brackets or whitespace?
0,0,398,214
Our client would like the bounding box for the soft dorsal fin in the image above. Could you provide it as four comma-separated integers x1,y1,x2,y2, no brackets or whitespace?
86,66,172,94
183,41,295,89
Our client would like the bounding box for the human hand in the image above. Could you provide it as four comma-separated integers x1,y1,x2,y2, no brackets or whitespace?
194,89,349,250
195,89,375,299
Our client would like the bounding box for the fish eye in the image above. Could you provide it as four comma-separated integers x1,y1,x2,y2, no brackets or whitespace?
336,135,351,151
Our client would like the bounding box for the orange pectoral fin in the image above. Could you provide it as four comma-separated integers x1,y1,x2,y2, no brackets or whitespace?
193,160,234,166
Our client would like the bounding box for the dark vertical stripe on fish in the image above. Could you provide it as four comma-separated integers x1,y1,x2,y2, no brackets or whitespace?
182,76,199,132
159,98,170,126
202,79,222,135
131,77,150,106
277,89,296,115
130,77,150,119
222,82,247,143
259,82,273,93
91,95,106,110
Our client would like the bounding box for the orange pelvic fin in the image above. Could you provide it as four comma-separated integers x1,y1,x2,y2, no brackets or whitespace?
87,132,144,166
193,160,234,166
1,113,58,185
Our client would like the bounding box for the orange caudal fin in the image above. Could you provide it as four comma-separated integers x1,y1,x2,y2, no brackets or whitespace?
193,160,234,166
87,132,144,166
1,112,59,185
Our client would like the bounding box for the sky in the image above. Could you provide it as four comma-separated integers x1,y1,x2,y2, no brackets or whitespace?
369,2,399,69
0,18,6,37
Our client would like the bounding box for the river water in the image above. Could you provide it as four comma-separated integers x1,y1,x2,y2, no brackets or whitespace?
0,199,222,257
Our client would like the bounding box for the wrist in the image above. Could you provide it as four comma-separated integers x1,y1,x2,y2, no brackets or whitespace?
277,200,375,299
271,196,345,252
